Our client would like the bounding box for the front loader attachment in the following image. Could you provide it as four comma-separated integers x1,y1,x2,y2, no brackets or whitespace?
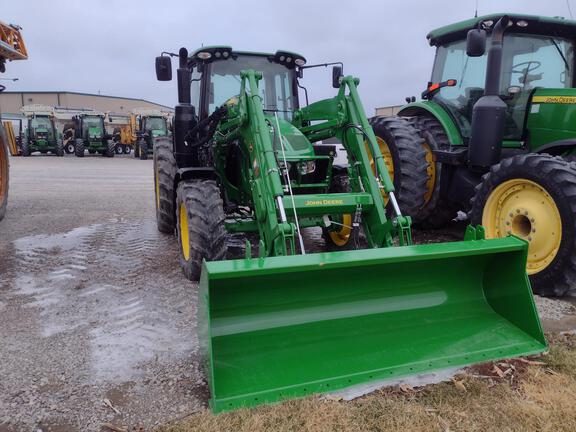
199,235,546,413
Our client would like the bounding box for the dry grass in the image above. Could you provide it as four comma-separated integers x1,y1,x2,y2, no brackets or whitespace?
160,334,576,432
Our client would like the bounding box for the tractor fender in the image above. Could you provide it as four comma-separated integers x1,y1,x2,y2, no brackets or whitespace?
533,139,576,157
397,101,463,146
175,167,218,184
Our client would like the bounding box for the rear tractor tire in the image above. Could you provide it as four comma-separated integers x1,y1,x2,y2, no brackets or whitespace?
176,180,226,281
411,115,459,229
153,136,177,234
471,153,576,296
139,140,148,160
75,139,85,157
104,141,115,158
369,116,429,220
55,140,64,157
21,140,31,157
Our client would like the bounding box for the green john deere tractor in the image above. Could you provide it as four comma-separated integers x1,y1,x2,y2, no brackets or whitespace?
133,110,170,160
73,112,115,157
20,108,64,157
372,14,576,297
153,46,546,413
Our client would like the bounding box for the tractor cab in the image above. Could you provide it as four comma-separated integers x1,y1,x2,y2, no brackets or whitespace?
28,115,55,143
423,14,575,145
156,46,334,196
77,114,105,140
141,115,168,138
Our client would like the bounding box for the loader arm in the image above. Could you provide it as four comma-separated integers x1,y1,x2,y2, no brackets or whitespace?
214,70,297,257
294,76,412,247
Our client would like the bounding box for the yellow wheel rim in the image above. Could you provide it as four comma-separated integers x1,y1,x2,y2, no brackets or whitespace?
482,179,562,275
179,202,190,260
155,165,160,210
328,214,352,246
422,142,436,205
366,137,394,204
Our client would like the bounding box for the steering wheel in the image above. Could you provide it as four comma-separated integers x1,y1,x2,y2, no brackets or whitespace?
511,61,542,75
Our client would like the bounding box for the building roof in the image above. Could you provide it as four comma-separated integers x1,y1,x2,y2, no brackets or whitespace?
427,13,576,46
1,90,174,111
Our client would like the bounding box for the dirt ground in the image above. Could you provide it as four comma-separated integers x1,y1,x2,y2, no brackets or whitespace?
1,155,576,431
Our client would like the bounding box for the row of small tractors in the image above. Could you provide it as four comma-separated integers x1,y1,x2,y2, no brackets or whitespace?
5,106,170,159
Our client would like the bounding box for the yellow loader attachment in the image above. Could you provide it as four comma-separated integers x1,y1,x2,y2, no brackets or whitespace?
198,233,546,413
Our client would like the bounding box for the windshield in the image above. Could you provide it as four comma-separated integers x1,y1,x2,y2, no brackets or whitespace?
30,116,54,139
209,55,296,119
145,117,166,132
30,117,52,130
83,116,103,129
431,33,575,139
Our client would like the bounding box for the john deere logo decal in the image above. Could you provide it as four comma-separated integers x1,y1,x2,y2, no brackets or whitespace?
532,96,576,104
305,199,345,206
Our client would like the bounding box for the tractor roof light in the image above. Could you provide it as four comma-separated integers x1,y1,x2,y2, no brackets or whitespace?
191,46,233,64
197,51,212,60
274,50,306,69
516,20,529,27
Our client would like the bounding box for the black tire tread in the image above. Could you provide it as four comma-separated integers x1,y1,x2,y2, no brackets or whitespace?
176,180,227,281
369,116,429,219
75,139,85,157
410,115,459,229
154,137,177,234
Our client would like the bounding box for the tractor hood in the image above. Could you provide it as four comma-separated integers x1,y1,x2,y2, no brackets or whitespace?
428,13,576,46
268,116,314,159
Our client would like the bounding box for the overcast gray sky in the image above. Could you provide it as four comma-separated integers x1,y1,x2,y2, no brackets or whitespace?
2,0,574,114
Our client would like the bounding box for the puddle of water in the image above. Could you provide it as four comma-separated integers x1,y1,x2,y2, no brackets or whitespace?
13,224,101,253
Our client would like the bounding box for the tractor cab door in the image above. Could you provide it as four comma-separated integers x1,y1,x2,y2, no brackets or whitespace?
500,34,574,142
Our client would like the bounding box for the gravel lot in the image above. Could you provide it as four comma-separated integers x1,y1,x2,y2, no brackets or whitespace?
1,154,575,431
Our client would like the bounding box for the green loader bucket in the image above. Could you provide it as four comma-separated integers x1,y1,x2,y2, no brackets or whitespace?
198,236,546,413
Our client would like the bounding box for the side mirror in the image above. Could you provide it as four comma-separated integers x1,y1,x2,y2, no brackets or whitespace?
332,66,343,88
209,82,215,104
466,29,486,57
155,56,172,81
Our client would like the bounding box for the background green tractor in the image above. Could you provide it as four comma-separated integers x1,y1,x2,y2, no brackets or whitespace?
372,13,576,296
152,45,545,412
72,112,115,157
19,105,63,156
132,109,170,160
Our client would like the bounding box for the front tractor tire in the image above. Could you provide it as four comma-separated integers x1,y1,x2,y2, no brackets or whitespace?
153,136,177,234
176,180,226,281
369,116,429,220
74,139,85,157
471,154,576,296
